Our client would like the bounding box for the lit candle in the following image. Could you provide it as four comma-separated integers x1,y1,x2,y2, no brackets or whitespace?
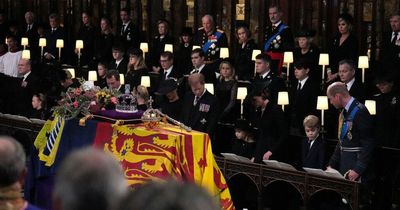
219,47,229,59
316,96,329,127
358,55,369,83
318,53,329,80
21,50,30,59
140,42,149,53
236,87,247,118
88,71,97,81
205,83,214,95
283,51,293,80
277,91,289,111
164,44,173,53
364,100,376,115
21,37,29,49
140,76,151,87
120,74,125,85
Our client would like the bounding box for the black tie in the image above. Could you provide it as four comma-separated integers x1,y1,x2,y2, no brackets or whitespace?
121,24,126,35
297,82,301,90
164,71,168,79
193,69,199,74
392,32,398,44
194,96,199,106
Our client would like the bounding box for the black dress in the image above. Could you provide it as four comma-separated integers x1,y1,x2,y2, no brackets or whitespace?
160,98,183,120
329,33,358,73
231,139,256,159
125,68,148,89
215,79,238,123
175,41,193,75
234,39,257,81
94,32,114,63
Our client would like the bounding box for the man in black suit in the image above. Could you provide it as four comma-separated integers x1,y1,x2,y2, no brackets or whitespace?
338,59,366,102
250,53,286,104
326,82,375,183
263,5,294,74
289,60,319,136
158,51,181,82
109,45,128,74
16,59,40,116
251,86,287,163
380,14,400,77
117,8,140,50
22,11,39,62
180,73,219,139
189,48,216,84
44,13,65,62
106,70,125,93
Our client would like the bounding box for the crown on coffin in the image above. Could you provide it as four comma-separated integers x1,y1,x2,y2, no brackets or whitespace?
115,85,138,113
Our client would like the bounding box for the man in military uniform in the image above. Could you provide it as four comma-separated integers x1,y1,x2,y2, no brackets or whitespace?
326,82,375,208
195,14,228,71
263,5,294,75
117,8,140,50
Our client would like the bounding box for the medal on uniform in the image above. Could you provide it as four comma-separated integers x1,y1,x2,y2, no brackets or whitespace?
276,35,281,41
211,43,216,49
200,118,207,124
392,97,397,105
347,122,353,141
274,44,280,49
211,50,215,55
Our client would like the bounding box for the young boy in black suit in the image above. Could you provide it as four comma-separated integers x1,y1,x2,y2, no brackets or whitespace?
302,115,326,169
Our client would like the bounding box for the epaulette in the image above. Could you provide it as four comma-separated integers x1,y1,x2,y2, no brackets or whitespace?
198,27,204,31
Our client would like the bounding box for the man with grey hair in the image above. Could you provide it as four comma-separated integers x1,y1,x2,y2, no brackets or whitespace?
195,14,228,69
0,136,42,210
53,147,127,210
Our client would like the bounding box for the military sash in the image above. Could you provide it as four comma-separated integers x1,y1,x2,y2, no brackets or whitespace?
263,23,287,51
339,106,360,142
202,30,222,53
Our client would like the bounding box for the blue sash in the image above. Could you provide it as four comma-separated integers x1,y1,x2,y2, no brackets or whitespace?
340,106,360,141
202,30,222,53
263,24,287,51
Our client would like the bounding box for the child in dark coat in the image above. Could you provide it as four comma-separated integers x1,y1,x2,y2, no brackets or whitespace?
302,115,326,169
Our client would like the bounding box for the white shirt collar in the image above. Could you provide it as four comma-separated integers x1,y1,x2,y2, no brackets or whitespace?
115,58,123,66
23,71,31,80
164,65,173,76
345,77,355,91
273,21,282,27
261,70,270,79
197,64,205,72
298,76,309,89
309,134,319,148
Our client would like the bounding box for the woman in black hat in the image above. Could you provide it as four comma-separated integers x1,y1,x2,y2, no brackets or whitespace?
293,28,321,84
175,27,194,75
327,13,358,83
230,119,256,159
